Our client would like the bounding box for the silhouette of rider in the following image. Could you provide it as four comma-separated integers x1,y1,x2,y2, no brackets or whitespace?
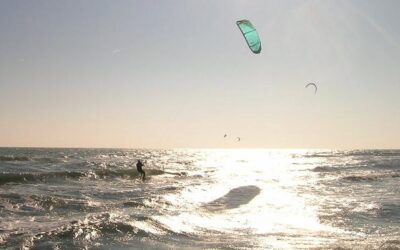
136,160,145,181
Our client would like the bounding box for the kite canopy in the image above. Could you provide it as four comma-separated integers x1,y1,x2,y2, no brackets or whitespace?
305,83,318,94
236,20,261,54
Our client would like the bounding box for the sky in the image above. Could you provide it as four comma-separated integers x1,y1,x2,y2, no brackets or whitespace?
1,0,400,149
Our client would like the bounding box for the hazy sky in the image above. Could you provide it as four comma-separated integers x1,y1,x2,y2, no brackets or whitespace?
1,0,400,149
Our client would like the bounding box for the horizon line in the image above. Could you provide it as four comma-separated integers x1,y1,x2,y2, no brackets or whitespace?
1,146,399,151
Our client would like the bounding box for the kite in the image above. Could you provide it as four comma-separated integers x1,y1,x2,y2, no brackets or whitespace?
236,20,261,54
305,83,317,94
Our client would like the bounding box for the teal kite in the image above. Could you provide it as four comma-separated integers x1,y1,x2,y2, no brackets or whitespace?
236,20,261,54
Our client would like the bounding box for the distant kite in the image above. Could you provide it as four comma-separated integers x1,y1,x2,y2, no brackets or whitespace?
236,137,241,142
224,134,227,138
236,20,261,54
305,83,318,94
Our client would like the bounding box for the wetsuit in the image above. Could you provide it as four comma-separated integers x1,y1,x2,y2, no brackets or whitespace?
136,160,145,180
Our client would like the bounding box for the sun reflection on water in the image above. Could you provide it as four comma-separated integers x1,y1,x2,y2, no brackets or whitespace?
156,149,340,248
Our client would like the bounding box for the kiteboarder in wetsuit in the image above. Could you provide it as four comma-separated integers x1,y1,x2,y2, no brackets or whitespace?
136,160,145,181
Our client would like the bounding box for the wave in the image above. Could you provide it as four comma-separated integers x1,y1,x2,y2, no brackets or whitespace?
1,213,186,249
351,202,383,215
378,240,400,249
311,165,368,172
302,153,339,158
0,156,30,162
0,155,67,163
345,150,400,157
33,157,66,163
312,166,340,172
342,172,400,181
0,169,169,186
312,162,400,173
369,162,400,170
92,168,164,179
0,171,84,185
0,193,103,215
298,150,400,159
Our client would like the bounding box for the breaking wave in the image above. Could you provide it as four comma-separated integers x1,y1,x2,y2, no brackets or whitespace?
1,213,186,249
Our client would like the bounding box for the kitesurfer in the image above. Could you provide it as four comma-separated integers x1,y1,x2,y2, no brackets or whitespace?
136,160,145,181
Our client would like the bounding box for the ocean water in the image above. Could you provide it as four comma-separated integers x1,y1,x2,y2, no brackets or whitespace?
0,148,399,249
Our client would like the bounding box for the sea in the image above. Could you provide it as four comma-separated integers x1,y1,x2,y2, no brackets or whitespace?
0,148,399,249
